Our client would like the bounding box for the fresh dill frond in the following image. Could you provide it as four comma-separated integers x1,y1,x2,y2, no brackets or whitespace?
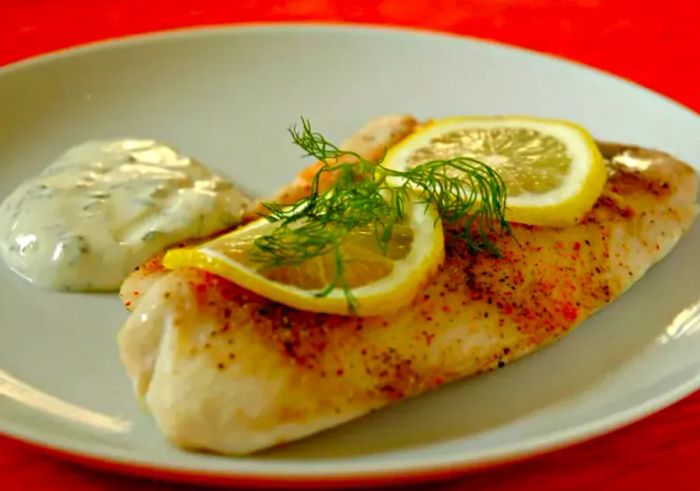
392,158,510,255
288,117,362,164
250,117,511,311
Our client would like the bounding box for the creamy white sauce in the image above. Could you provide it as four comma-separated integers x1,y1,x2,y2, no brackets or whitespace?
0,139,249,291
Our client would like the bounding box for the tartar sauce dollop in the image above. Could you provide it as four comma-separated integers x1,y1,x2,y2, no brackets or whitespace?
0,139,249,291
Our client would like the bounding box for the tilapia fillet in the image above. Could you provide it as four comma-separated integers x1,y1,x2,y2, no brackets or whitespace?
118,116,698,455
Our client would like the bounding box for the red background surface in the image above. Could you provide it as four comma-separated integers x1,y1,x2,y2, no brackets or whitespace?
1,1,699,490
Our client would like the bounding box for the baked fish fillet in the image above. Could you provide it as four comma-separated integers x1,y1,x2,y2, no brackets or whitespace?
118,117,698,455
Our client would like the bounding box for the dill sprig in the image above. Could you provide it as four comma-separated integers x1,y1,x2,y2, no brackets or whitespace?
249,118,511,311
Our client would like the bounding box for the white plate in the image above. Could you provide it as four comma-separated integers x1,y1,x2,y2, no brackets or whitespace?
0,24,698,488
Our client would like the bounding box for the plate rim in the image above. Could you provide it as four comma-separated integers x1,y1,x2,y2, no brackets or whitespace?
1,21,697,118
1,21,699,488
3,373,700,488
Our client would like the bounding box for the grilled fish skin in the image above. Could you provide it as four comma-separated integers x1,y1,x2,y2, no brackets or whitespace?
118,120,698,455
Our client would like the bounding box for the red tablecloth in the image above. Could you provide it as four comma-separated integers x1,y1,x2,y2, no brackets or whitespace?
1,1,699,490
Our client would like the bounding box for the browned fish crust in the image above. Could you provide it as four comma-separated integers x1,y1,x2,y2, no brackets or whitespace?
127,142,695,390
118,131,697,454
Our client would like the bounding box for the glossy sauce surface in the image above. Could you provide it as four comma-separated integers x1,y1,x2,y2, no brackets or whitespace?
0,139,249,291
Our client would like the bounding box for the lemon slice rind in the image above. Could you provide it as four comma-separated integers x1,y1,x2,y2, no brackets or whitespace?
163,200,444,316
383,115,606,227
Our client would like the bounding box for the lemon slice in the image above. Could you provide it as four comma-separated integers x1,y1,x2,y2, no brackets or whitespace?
162,200,444,316
383,115,606,226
